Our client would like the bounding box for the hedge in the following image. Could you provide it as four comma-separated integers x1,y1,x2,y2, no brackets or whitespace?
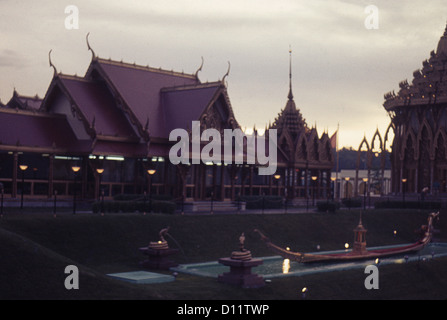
341,197,363,208
113,193,174,201
92,199,176,214
374,200,442,210
236,195,283,209
317,200,341,212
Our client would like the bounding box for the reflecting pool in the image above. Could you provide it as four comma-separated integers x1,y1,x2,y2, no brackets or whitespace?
171,243,447,279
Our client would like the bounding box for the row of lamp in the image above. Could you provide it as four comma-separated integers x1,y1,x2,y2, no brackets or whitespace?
273,174,320,211
273,174,338,211
15,162,156,215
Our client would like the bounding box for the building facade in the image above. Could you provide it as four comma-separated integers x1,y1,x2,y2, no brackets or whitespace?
0,44,334,203
384,24,447,195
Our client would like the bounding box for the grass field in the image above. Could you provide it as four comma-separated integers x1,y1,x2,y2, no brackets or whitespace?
0,208,446,300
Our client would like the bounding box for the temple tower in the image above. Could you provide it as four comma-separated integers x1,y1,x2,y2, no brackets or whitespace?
384,23,447,195
352,214,367,255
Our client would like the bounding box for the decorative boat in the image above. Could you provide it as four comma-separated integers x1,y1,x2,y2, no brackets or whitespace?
254,212,439,263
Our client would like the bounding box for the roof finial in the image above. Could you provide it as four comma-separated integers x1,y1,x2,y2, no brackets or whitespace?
48,49,57,75
86,32,96,59
288,45,293,100
222,61,231,84
194,56,204,79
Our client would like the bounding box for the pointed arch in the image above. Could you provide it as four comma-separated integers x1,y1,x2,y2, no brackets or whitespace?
278,127,294,161
358,135,370,153
307,129,320,161
355,136,371,196
295,132,308,161
371,128,383,154
416,119,434,160
383,122,395,153
433,127,447,193
318,133,332,162
356,136,370,169
400,129,417,162
433,127,447,160
380,122,395,194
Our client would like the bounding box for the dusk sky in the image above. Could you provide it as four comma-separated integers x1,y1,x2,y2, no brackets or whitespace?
1,0,447,149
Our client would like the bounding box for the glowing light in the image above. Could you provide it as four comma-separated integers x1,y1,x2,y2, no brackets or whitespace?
96,168,104,174
147,169,156,175
286,247,290,251
71,166,81,173
106,156,125,161
302,287,307,293
282,259,290,274
54,156,81,160
345,243,349,249
19,165,28,171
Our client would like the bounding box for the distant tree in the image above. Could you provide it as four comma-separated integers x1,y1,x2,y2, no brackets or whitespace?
333,148,391,170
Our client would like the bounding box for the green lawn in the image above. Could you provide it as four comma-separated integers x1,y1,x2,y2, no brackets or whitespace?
0,208,446,300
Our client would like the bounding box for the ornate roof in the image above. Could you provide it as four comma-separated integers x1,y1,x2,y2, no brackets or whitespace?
384,23,447,111
270,50,307,141
5,90,42,111
267,51,333,168
271,93,307,140
1,41,238,158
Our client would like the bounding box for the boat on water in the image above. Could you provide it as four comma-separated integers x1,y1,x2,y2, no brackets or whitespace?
254,212,440,263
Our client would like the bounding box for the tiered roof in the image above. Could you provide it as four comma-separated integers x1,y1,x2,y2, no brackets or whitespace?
0,45,238,158
4,90,42,111
384,23,447,110
271,90,307,141
268,51,333,168
270,51,307,141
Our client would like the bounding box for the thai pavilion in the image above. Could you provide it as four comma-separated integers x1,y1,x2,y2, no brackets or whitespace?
384,23,447,195
0,41,334,205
